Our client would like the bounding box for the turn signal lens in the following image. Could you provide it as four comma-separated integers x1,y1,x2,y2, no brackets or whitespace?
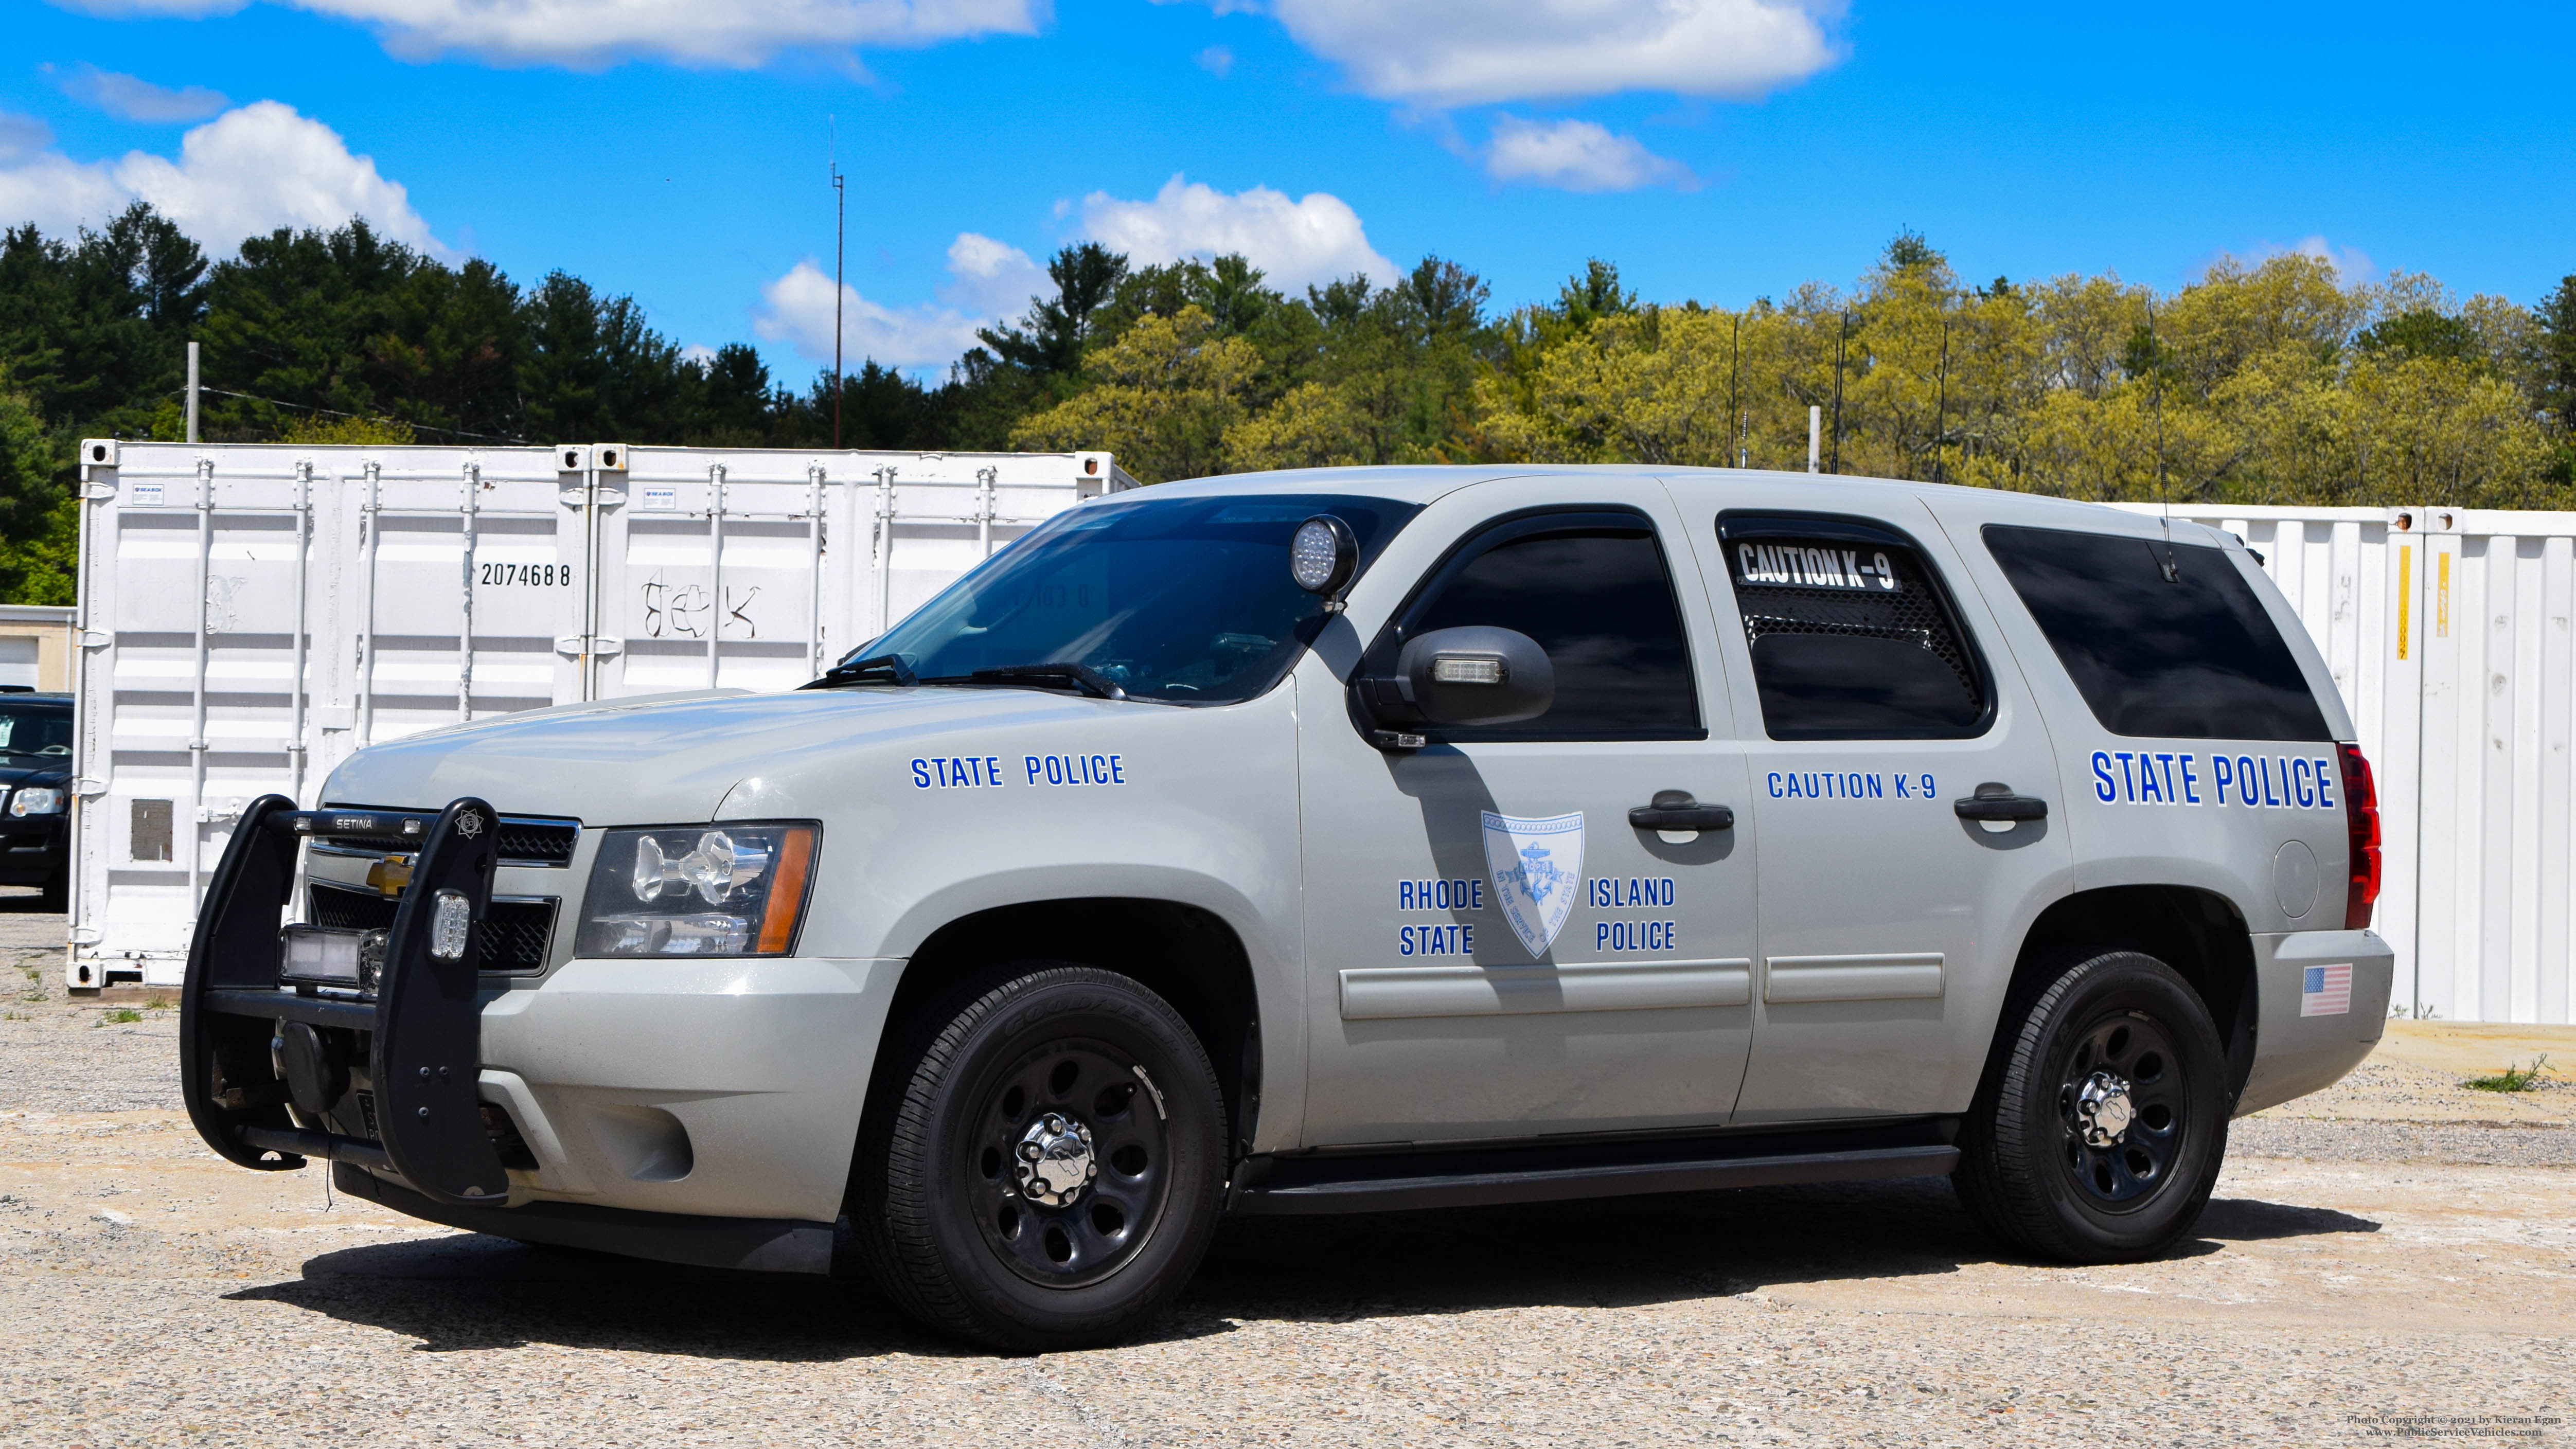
2338,743,2380,931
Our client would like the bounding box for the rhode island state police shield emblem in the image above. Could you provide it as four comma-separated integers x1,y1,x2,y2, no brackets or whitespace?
1481,810,1585,958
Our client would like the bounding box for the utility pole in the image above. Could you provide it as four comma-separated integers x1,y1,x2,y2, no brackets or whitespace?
1828,312,1848,474
1728,312,1743,468
1807,406,1820,472
185,341,199,444
831,118,846,450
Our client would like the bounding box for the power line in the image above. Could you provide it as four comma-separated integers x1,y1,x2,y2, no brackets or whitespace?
173,387,529,445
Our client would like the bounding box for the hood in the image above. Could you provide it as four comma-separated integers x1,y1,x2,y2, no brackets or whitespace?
0,759,70,788
322,685,1134,824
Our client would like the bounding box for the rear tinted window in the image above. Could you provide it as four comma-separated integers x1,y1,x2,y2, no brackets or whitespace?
1982,524,2329,742
1719,515,1991,740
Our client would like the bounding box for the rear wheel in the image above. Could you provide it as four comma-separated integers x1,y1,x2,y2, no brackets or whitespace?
1953,950,2227,1262
851,963,1227,1351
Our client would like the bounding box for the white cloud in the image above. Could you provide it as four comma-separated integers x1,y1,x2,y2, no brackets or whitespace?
58,64,231,122
0,100,451,257
1244,0,1838,107
753,237,1046,371
1077,174,1395,290
1485,115,1694,192
1196,44,1233,77
2224,235,2378,284
938,231,1047,316
52,0,1047,68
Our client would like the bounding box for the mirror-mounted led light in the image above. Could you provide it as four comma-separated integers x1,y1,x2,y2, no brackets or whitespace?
1429,654,1506,686
1289,514,1358,598
428,890,473,961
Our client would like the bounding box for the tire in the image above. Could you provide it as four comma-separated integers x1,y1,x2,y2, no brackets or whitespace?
851,963,1228,1351
1953,950,2228,1263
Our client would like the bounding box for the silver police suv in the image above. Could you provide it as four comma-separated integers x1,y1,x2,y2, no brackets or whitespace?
179,467,2392,1349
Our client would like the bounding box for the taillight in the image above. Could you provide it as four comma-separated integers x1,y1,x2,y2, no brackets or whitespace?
2338,743,2380,930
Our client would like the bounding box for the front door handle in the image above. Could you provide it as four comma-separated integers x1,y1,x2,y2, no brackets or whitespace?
1955,782,2048,822
1628,790,1734,832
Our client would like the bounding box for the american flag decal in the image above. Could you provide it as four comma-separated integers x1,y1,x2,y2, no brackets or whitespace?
2300,963,2354,1016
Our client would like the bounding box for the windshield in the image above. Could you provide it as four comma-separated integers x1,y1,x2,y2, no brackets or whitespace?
0,707,70,761
854,493,1419,704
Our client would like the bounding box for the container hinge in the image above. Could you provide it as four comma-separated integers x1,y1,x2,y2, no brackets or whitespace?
198,804,243,826
82,482,119,500
73,776,108,797
80,630,111,649
556,635,623,658
69,927,103,946
593,487,626,507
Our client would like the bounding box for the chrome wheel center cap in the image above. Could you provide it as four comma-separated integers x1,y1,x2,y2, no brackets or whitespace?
1014,1113,1098,1207
2074,1070,2136,1148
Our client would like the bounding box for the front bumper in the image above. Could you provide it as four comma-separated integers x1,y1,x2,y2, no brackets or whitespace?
182,794,903,1257
0,813,65,884
2233,928,2396,1117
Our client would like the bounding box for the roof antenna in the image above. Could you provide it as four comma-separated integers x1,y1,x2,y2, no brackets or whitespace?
2148,298,2178,582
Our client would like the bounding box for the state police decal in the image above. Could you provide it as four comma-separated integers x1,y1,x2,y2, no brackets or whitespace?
1482,811,1584,957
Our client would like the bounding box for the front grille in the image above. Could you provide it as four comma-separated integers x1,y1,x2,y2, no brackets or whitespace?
308,882,559,974
310,810,580,867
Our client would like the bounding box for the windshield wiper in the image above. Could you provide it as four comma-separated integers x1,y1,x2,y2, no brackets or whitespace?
962,663,1128,701
800,653,917,690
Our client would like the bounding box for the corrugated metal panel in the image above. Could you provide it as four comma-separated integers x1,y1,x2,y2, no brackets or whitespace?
65,440,1132,986
2116,503,2576,1025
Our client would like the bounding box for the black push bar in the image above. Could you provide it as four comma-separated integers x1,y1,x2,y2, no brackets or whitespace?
180,793,514,1207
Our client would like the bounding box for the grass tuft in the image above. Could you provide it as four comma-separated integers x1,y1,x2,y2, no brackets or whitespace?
96,1007,142,1026
2465,1054,2555,1093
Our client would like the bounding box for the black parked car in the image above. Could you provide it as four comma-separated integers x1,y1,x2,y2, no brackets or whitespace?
0,692,71,909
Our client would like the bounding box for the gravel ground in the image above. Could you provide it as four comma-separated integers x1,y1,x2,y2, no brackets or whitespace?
5,912,2571,1447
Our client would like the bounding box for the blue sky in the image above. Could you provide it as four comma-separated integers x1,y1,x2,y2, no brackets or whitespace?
4,1,2571,384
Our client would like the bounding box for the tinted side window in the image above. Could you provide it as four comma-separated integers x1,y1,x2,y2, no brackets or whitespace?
1983,524,2329,741
1395,521,1702,742
1720,517,1990,740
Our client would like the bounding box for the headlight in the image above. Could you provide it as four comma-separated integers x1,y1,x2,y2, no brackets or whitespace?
8,788,64,817
575,824,818,957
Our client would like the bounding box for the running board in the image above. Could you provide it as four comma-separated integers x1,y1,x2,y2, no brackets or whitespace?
1228,1120,1960,1215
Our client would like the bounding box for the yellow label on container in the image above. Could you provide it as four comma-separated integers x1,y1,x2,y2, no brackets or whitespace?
2437,550,2451,638
2396,546,2411,660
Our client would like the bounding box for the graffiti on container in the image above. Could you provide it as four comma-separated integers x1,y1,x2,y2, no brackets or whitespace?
205,575,248,634
642,577,761,639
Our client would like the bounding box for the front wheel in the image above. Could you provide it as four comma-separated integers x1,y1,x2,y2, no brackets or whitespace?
1953,950,2228,1263
851,963,1228,1351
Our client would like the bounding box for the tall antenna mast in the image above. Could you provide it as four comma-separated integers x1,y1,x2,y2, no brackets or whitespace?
830,117,846,450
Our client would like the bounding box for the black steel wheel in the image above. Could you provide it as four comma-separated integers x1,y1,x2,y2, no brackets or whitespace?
1953,950,2227,1263
852,962,1226,1351
970,1039,1172,1289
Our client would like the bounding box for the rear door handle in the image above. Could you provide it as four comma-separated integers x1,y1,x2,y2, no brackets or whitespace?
1629,790,1734,832
1954,782,2048,821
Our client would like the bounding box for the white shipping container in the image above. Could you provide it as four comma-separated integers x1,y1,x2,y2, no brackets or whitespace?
66,439,1135,987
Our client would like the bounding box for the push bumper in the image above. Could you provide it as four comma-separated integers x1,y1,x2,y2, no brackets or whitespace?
2233,928,2396,1117
183,794,903,1260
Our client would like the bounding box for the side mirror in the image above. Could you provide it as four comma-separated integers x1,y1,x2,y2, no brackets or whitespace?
1391,626,1555,728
